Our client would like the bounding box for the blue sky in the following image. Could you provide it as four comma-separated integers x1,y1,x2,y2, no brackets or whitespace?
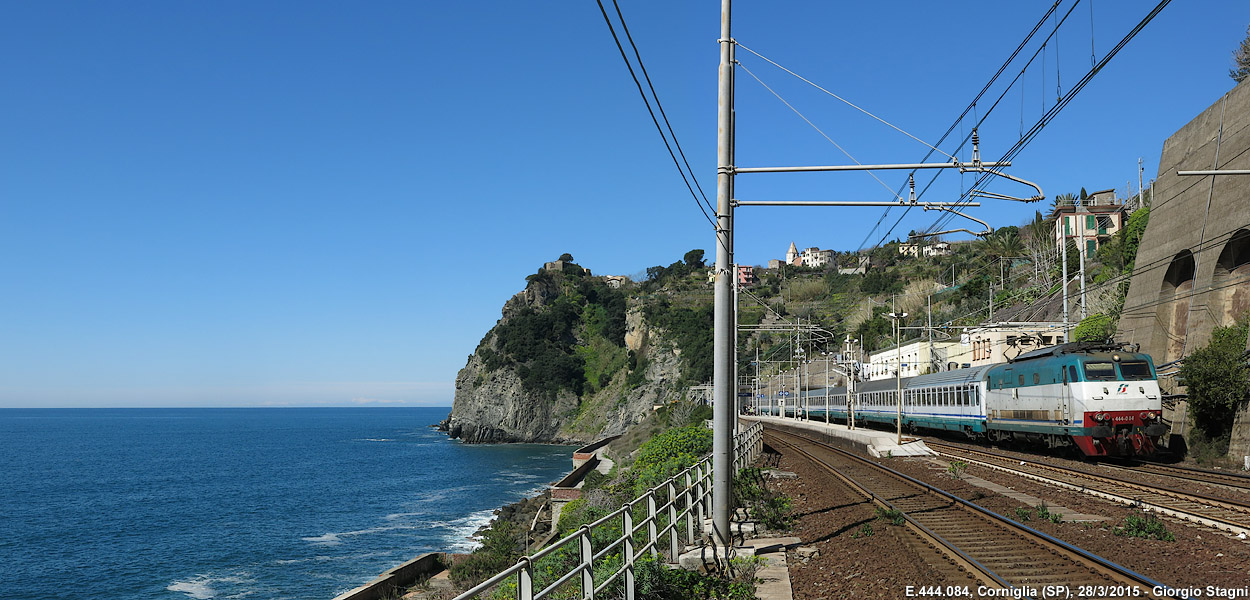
2,2,1245,408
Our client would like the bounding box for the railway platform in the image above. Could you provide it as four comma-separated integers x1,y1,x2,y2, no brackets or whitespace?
744,415,936,458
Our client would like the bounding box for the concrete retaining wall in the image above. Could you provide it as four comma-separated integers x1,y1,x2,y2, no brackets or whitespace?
330,552,445,600
572,435,619,467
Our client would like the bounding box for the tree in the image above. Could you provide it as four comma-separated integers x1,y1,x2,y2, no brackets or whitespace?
558,253,574,262
1179,321,1250,440
1071,313,1115,342
1231,24,1250,83
683,248,705,269
1052,193,1078,213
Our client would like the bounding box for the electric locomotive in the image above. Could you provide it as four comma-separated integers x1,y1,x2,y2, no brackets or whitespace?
787,341,1167,458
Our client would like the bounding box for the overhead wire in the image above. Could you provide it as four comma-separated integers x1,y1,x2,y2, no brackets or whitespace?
918,0,1171,239
736,62,904,201
609,0,712,212
593,0,719,232
853,0,1065,251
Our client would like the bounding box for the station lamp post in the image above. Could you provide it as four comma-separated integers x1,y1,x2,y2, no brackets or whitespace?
888,311,908,444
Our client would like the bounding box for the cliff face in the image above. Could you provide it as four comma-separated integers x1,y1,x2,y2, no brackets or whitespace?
443,264,690,445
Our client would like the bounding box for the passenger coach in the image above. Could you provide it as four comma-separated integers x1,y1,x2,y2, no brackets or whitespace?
783,342,1167,458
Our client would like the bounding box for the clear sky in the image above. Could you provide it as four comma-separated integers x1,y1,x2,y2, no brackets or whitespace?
2,2,1245,408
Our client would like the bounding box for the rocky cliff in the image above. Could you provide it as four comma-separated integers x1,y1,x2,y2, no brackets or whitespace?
442,261,694,445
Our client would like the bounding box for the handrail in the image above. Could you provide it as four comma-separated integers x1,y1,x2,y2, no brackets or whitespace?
451,421,764,600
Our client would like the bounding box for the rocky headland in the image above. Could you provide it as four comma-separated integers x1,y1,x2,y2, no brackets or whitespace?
440,256,702,446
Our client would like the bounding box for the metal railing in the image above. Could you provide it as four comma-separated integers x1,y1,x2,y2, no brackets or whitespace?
452,420,763,600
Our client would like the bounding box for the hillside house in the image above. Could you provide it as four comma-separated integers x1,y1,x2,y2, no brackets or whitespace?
1050,189,1128,258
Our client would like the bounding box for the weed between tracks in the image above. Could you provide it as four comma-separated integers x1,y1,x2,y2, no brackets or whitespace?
1113,512,1176,542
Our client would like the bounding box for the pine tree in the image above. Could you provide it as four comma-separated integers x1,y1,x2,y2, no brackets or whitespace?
1232,24,1250,83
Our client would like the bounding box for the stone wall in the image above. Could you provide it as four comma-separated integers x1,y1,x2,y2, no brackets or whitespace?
1116,79,1250,458
1117,80,1250,363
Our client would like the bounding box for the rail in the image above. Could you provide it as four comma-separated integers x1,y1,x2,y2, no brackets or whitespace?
451,420,763,600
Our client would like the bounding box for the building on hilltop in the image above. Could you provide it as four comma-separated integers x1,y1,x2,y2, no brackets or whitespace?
923,242,953,258
785,242,800,266
737,265,759,286
604,275,628,289
801,247,833,268
1050,189,1129,258
777,242,833,268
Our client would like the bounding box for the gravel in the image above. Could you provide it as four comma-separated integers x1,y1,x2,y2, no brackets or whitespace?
763,440,1250,599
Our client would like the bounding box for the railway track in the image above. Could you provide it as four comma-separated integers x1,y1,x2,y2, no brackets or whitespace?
765,427,1185,600
927,441,1250,537
1106,461,1250,493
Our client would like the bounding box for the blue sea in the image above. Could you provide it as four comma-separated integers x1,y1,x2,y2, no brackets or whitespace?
0,407,576,600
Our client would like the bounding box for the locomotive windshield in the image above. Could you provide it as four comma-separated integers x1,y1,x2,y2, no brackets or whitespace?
1118,360,1153,380
1083,361,1117,380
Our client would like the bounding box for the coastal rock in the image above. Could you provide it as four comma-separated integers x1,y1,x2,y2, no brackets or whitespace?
447,350,580,444
446,271,685,445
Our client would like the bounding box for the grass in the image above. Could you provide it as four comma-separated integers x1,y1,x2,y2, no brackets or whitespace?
851,522,875,539
875,506,906,526
1113,512,1175,541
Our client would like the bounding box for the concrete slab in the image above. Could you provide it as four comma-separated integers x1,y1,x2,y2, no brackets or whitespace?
916,459,1108,522
746,415,936,458
959,472,1109,522
739,536,802,554
754,552,794,600
676,544,756,571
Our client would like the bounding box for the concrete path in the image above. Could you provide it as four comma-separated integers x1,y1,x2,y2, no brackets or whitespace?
746,415,936,458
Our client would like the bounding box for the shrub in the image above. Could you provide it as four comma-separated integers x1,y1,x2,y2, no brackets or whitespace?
634,425,713,471
734,468,794,531
852,522,874,538
631,425,713,496
449,520,522,587
634,554,757,600
1072,313,1115,342
1113,513,1175,541
875,506,905,526
1180,321,1249,440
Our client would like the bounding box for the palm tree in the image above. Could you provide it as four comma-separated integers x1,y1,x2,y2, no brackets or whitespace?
1051,193,1078,213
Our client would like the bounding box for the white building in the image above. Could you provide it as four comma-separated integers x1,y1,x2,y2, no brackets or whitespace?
801,247,834,268
864,321,1069,381
786,242,800,266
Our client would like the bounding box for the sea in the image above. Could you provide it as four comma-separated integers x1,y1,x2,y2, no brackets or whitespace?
0,407,577,600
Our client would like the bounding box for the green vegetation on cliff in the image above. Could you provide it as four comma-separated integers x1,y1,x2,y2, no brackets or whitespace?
478,258,627,399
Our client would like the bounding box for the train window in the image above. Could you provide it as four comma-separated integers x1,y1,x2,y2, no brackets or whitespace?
1018,374,1025,386
1032,373,1040,385
1119,361,1152,380
1068,365,1079,382
1084,362,1117,380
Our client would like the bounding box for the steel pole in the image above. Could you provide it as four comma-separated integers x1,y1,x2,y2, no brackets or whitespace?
1061,217,1069,342
711,0,734,550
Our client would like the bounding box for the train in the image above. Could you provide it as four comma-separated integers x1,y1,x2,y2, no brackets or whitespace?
768,341,1168,458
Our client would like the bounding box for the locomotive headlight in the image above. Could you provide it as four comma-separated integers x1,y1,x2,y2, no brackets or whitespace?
1112,354,1121,362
